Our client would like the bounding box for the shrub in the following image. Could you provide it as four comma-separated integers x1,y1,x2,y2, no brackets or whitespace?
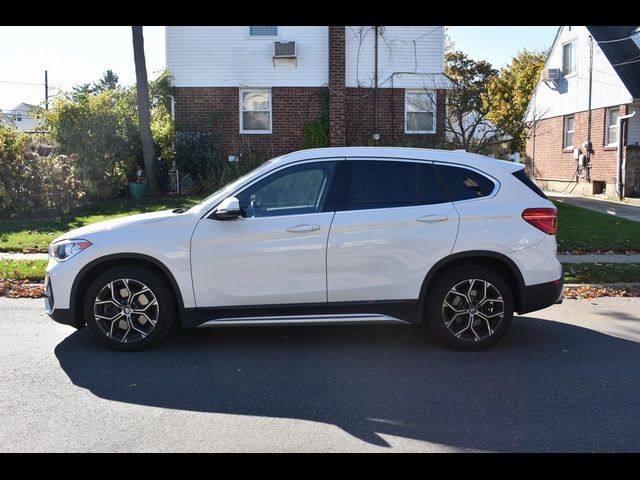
0,126,82,215
302,93,329,149
45,70,175,200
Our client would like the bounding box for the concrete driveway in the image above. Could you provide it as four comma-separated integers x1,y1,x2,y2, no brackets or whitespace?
1,297,640,452
549,193,640,222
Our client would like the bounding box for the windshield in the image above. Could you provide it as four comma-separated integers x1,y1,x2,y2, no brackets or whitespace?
196,156,282,207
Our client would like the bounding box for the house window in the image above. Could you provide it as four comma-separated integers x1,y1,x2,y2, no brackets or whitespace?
405,90,436,134
605,107,620,146
240,89,272,134
564,115,574,149
562,40,577,75
16,112,22,122
249,26,278,37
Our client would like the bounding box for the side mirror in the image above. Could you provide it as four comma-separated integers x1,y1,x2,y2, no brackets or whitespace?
213,196,242,220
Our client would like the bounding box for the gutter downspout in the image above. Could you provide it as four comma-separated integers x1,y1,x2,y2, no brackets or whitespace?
373,26,379,143
616,111,636,199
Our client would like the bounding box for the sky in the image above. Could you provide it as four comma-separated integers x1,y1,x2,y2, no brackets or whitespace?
447,26,558,66
0,26,559,112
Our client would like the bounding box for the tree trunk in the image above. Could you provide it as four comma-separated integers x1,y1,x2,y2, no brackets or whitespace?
132,26,161,196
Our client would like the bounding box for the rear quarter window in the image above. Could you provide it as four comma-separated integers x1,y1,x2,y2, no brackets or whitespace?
512,168,547,199
435,164,496,201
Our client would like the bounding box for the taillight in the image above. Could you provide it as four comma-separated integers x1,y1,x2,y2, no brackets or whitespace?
522,208,558,235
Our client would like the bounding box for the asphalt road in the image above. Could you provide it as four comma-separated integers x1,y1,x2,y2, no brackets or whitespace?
1,297,640,452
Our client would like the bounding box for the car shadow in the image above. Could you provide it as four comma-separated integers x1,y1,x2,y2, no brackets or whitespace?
55,317,640,451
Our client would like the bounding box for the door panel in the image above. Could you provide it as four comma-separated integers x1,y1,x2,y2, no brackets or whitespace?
191,160,339,308
191,212,335,307
327,159,459,302
327,204,459,302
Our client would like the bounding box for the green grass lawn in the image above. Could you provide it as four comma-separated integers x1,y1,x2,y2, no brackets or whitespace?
1,195,638,254
0,259,48,281
0,196,202,253
563,263,640,284
554,200,640,252
2,258,638,286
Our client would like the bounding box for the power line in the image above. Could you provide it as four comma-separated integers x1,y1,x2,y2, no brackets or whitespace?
0,80,45,86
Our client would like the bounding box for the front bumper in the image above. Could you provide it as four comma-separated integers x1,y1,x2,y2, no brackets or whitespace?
44,273,81,329
518,277,564,314
47,307,77,327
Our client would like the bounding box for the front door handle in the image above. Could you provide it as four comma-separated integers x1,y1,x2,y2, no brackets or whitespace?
287,224,321,233
416,214,448,223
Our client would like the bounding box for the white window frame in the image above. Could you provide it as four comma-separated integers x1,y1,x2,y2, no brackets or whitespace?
246,26,280,39
240,88,272,134
605,106,620,146
564,114,574,149
405,89,437,134
562,39,578,77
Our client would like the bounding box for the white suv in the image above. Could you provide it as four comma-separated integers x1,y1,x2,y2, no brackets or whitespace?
45,147,563,351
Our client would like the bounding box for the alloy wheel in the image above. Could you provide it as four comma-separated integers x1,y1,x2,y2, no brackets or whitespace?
93,278,159,343
441,278,504,342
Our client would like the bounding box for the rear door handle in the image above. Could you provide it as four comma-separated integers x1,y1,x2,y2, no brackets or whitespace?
416,215,448,223
287,224,321,233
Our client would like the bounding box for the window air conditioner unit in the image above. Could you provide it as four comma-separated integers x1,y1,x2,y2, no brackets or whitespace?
544,68,562,81
274,41,296,58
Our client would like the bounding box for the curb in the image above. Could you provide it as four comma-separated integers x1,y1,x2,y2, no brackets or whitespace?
564,282,640,289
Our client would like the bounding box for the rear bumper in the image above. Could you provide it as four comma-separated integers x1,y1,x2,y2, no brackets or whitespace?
518,278,564,314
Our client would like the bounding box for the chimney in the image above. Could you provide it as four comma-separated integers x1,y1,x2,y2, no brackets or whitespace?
328,26,346,147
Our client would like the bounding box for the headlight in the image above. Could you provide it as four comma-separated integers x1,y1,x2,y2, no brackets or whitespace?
49,239,93,262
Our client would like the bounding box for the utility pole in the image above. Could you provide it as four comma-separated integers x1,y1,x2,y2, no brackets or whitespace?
45,70,49,111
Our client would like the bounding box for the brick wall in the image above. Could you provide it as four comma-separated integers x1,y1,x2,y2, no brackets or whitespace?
526,105,632,197
173,86,326,160
174,86,447,160
328,26,346,147
345,88,446,146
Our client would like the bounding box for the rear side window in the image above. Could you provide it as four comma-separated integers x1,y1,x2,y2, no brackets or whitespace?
512,168,547,199
344,160,447,210
436,164,496,201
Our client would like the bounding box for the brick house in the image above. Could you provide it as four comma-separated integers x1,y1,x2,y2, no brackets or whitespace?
166,26,452,162
525,26,640,199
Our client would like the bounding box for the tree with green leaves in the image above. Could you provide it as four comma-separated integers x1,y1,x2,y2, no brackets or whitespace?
46,71,174,200
484,50,547,153
442,51,501,153
72,70,120,98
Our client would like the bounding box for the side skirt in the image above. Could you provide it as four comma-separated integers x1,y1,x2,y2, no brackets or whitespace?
198,314,409,328
182,300,422,328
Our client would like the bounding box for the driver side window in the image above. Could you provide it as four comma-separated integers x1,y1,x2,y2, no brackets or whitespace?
237,162,337,218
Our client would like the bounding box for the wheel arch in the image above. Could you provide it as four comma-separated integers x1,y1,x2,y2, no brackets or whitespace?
418,250,525,316
70,253,184,329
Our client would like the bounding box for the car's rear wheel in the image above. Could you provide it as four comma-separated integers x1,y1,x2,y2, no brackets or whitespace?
426,266,513,350
83,265,175,351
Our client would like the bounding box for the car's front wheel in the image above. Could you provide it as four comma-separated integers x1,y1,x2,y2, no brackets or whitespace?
83,265,175,351
426,266,514,350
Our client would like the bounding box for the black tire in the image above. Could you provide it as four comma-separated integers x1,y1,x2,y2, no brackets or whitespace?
425,266,513,351
83,265,175,351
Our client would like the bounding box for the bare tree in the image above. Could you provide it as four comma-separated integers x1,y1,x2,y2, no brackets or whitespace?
132,26,161,196
440,51,505,153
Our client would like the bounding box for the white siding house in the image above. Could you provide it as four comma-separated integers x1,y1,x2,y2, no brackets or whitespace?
167,26,328,87
166,26,451,160
525,26,640,199
345,26,448,89
3,103,42,132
